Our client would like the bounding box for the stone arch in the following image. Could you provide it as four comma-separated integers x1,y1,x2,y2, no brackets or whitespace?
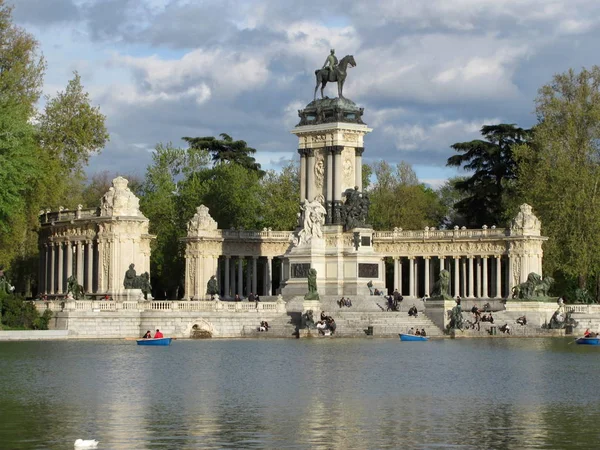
186,319,215,339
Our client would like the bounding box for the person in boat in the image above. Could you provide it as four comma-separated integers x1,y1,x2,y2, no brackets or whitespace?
415,329,421,336
408,327,415,335
421,328,427,337
154,329,164,338
584,328,591,337
143,330,152,339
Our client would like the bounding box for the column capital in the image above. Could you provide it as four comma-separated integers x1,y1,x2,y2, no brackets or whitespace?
495,254,502,259
298,148,308,156
304,148,315,157
332,145,344,155
252,255,258,260
423,256,431,260
355,147,365,156
439,255,445,260
453,255,461,260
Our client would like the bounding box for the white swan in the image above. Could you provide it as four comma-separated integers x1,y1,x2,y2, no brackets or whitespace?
74,439,99,448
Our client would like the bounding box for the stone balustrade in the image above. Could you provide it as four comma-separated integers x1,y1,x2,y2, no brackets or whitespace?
35,299,286,314
373,227,507,240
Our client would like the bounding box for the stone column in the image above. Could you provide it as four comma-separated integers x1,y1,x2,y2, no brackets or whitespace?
306,149,315,202
439,256,445,274
237,257,244,297
468,256,474,298
482,256,488,298
49,243,56,294
252,256,258,295
414,258,419,298
42,244,49,294
393,257,400,293
424,257,430,296
496,256,502,298
66,241,73,282
475,257,481,298
408,257,415,298
76,241,84,284
461,258,467,297
453,256,460,297
224,256,230,298
326,148,333,223
86,240,93,293
333,146,343,223
57,242,64,294
264,257,272,296
355,147,364,191
299,150,306,201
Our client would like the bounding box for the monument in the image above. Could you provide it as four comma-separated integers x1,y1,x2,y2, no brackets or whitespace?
280,50,386,299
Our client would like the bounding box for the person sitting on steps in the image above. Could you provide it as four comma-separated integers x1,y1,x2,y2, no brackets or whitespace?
516,316,527,326
408,305,418,318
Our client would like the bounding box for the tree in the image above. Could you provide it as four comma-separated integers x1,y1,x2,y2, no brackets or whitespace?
183,133,265,177
436,177,469,228
259,160,300,230
367,161,445,230
514,66,600,295
447,124,530,227
38,72,109,173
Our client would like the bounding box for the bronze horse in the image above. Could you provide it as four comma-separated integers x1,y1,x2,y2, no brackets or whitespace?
314,55,356,101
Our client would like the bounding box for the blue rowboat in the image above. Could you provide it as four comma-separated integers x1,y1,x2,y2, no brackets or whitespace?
399,333,429,342
575,337,600,345
136,337,172,346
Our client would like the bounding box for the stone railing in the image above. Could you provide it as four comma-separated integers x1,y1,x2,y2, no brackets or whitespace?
373,227,508,240
35,299,286,314
39,208,100,224
217,229,292,240
564,304,600,314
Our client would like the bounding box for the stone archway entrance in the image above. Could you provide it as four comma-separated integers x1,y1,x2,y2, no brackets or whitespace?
188,319,215,339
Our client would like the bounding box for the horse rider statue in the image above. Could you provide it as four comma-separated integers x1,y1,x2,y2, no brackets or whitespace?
322,49,338,82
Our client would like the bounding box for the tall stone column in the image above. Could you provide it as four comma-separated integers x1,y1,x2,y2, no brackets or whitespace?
224,256,230,298
482,256,488,298
495,256,502,298
252,256,258,295
475,257,481,298
333,146,343,224
230,258,236,297
42,244,49,294
306,149,315,202
393,257,401,293
49,243,56,294
299,150,306,201
424,257,430,296
326,148,333,222
57,242,64,294
468,256,474,298
453,257,460,297
86,240,93,293
439,256,445,274
76,241,84,283
264,257,272,296
408,257,415,298
66,241,73,282
461,258,467,297
237,257,244,297
245,257,251,296
355,147,364,191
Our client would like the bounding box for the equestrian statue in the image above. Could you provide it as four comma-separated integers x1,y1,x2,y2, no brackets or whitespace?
314,49,357,101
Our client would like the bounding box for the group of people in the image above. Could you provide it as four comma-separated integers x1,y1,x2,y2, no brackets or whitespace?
584,329,599,338
408,305,418,317
407,327,426,336
337,297,352,308
257,321,270,332
386,290,403,311
316,311,337,336
142,329,163,338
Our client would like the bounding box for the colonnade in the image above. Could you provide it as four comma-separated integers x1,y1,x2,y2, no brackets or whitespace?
389,255,508,299
39,240,96,295
219,255,275,298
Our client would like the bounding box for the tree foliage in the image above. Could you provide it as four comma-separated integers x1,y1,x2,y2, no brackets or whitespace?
515,66,600,292
183,133,265,177
447,124,530,227
259,161,300,230
367,161,445,230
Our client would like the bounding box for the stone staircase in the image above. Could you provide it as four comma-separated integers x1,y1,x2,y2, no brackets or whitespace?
324,311,444,337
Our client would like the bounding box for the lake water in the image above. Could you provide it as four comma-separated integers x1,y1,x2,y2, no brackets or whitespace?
1,338,599,449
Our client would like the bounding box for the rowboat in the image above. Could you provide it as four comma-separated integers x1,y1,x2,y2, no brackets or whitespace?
575,337,600,345
136,337,172,346
399,333,429,342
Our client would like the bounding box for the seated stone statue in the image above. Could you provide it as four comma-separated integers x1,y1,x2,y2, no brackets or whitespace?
66,275,85,300
206,275,218,296
123,264,136,289
431,270,452,300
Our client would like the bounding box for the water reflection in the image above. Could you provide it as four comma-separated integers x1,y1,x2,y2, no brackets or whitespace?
1,338,600,449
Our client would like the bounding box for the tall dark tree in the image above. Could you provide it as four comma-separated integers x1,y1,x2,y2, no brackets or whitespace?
447,124,530,227
183,133,265,177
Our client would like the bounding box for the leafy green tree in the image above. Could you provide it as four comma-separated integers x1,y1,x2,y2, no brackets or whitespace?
436,176,469,227
367,161,445,230
183,133,265,177
447,124,530,227
38,72,109,173
259,160,300,230
514,66,600,294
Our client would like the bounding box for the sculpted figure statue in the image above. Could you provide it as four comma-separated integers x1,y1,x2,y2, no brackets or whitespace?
511,272,554,300
302,310,316,329
0,267,14,295
322,49,338,81
340,187,370,230
314,53,357,100
123,263,137,289
66,275,85,300
206,275,219,296
298,196,327,245
447,298,464,331
304,268,320,300
431,270,452,300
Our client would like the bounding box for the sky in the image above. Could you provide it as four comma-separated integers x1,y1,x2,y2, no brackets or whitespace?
12,0,600,188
